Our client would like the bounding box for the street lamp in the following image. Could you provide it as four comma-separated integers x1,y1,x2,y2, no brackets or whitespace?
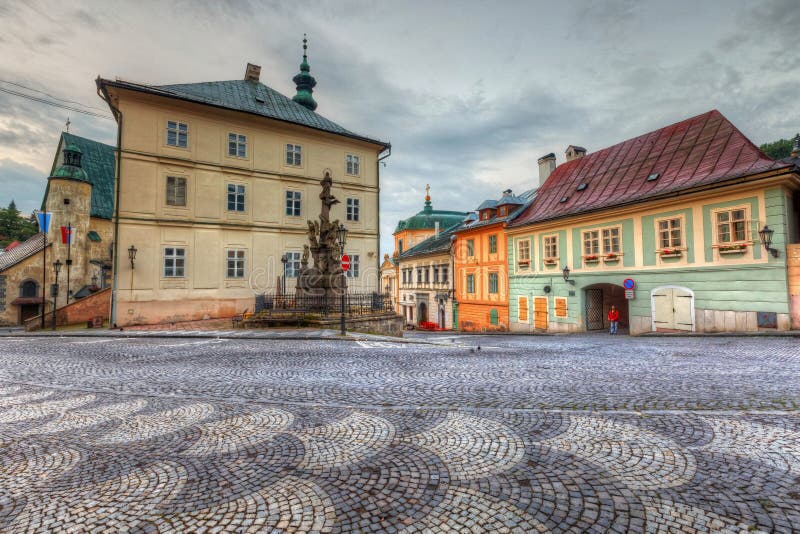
337,223,348,336
758,225,779,258
281,254,288,295
128,245,138,269
562,265,575,285
52,259,62,331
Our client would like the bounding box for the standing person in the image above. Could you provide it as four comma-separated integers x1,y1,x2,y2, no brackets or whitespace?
608,305,620,334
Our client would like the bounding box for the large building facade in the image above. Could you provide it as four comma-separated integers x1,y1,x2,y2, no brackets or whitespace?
506,110,800,334
97,52,389,325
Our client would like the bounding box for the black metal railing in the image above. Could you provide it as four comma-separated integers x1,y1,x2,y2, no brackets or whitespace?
255,292,393,317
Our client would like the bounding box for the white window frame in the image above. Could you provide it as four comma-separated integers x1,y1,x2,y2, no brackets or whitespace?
166,176,187,207
226,249,246,279
466,239,475,258
166,121,188,148
346,254,360,278
544,235,558,260
346,154,360,176
583,230,600,256
517,239,531,268
346,198,360,222
285,144,302,166
284,252,301,278
601,226,621,254
163,247,186,278
228,133,247,158
285,191,302,217
227,183,246,212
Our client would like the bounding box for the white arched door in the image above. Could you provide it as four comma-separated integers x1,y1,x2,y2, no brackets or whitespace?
652,286,694,332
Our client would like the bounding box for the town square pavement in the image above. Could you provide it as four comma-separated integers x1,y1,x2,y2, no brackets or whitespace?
0,333,798,532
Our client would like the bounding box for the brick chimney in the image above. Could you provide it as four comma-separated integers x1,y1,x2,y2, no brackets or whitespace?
244,63,261,82
537,153,556,186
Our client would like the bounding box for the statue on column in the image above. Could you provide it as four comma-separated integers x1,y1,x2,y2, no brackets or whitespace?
296,171,346,300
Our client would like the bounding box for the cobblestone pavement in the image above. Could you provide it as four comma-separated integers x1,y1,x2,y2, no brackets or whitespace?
0,334,798,533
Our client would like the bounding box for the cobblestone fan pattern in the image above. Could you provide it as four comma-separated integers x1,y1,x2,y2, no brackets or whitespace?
0,335,798,532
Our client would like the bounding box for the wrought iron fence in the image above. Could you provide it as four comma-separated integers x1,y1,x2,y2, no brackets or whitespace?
255,292,393,316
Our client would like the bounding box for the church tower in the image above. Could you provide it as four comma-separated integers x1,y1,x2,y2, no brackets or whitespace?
44,143,93,303
292,35,318,111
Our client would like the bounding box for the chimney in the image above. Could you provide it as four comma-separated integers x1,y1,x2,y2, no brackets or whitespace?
565,145,587,162
434,221,440,236
244,63,261,82
537,153,556,186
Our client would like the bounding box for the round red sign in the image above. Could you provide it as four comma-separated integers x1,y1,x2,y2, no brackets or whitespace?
341,254,351,272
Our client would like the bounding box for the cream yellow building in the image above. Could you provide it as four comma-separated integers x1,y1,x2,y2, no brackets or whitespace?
97,50,390,326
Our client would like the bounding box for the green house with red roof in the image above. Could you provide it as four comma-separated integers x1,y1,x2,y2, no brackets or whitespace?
505,110,800,334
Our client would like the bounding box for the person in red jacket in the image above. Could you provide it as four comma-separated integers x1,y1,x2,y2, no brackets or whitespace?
608,305,620,334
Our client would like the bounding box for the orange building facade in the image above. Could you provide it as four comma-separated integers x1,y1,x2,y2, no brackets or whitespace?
453,190,530,331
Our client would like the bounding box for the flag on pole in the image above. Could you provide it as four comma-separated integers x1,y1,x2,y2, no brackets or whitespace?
61,225,76,245
34,211,52,233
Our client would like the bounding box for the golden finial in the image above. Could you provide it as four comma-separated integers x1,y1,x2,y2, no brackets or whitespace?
425,183,431,202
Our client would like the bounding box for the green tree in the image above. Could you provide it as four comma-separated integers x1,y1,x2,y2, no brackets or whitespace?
0,200,37,248
759,137,795,159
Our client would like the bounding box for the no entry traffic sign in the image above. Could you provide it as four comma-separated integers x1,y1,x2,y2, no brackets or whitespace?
341,254,351,272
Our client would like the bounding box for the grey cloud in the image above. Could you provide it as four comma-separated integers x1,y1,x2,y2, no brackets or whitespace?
0,158,47,214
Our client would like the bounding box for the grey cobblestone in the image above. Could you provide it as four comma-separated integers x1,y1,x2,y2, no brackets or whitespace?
0,335,798,532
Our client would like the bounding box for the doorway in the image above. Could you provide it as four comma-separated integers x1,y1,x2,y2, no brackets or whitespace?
418,301,428,324
584,283,628,332
533,296,548,330
438,306,446,329
652,286,694,332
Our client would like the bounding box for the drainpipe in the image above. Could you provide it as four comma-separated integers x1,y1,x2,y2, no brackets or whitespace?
376,146,391,288
97,79,122,328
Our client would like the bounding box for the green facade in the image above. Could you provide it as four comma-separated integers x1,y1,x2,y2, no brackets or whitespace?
508,187,795,333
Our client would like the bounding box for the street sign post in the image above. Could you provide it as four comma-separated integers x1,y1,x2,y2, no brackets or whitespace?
341,254,351,272
623,278,635,290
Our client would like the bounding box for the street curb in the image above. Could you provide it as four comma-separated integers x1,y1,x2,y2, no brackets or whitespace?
0,330,447,346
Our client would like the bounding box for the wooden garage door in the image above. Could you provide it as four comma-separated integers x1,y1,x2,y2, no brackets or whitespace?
533,297,548,330
653,288,693,331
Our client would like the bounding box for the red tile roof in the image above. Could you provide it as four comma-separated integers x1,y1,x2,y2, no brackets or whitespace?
511,110,793,227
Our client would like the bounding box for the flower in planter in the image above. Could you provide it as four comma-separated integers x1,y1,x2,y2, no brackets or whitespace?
720,243,747,252
606,253,618,259
584,255,598,261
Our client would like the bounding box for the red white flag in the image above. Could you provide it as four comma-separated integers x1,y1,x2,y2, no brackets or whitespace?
60,226,75,245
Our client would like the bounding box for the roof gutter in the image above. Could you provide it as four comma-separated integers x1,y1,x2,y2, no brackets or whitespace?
96,77,123,328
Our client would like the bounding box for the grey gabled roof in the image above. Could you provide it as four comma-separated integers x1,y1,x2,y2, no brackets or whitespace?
398,224,460,260
0,233,45,272
98,78,390,150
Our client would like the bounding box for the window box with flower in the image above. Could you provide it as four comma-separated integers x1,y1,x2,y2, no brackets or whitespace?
583,254,600,263
603,252,622,263
543,257,558,266
718,243,748,255
658,248,683,258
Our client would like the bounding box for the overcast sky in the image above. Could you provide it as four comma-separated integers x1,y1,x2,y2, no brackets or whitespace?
1,0,798,254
